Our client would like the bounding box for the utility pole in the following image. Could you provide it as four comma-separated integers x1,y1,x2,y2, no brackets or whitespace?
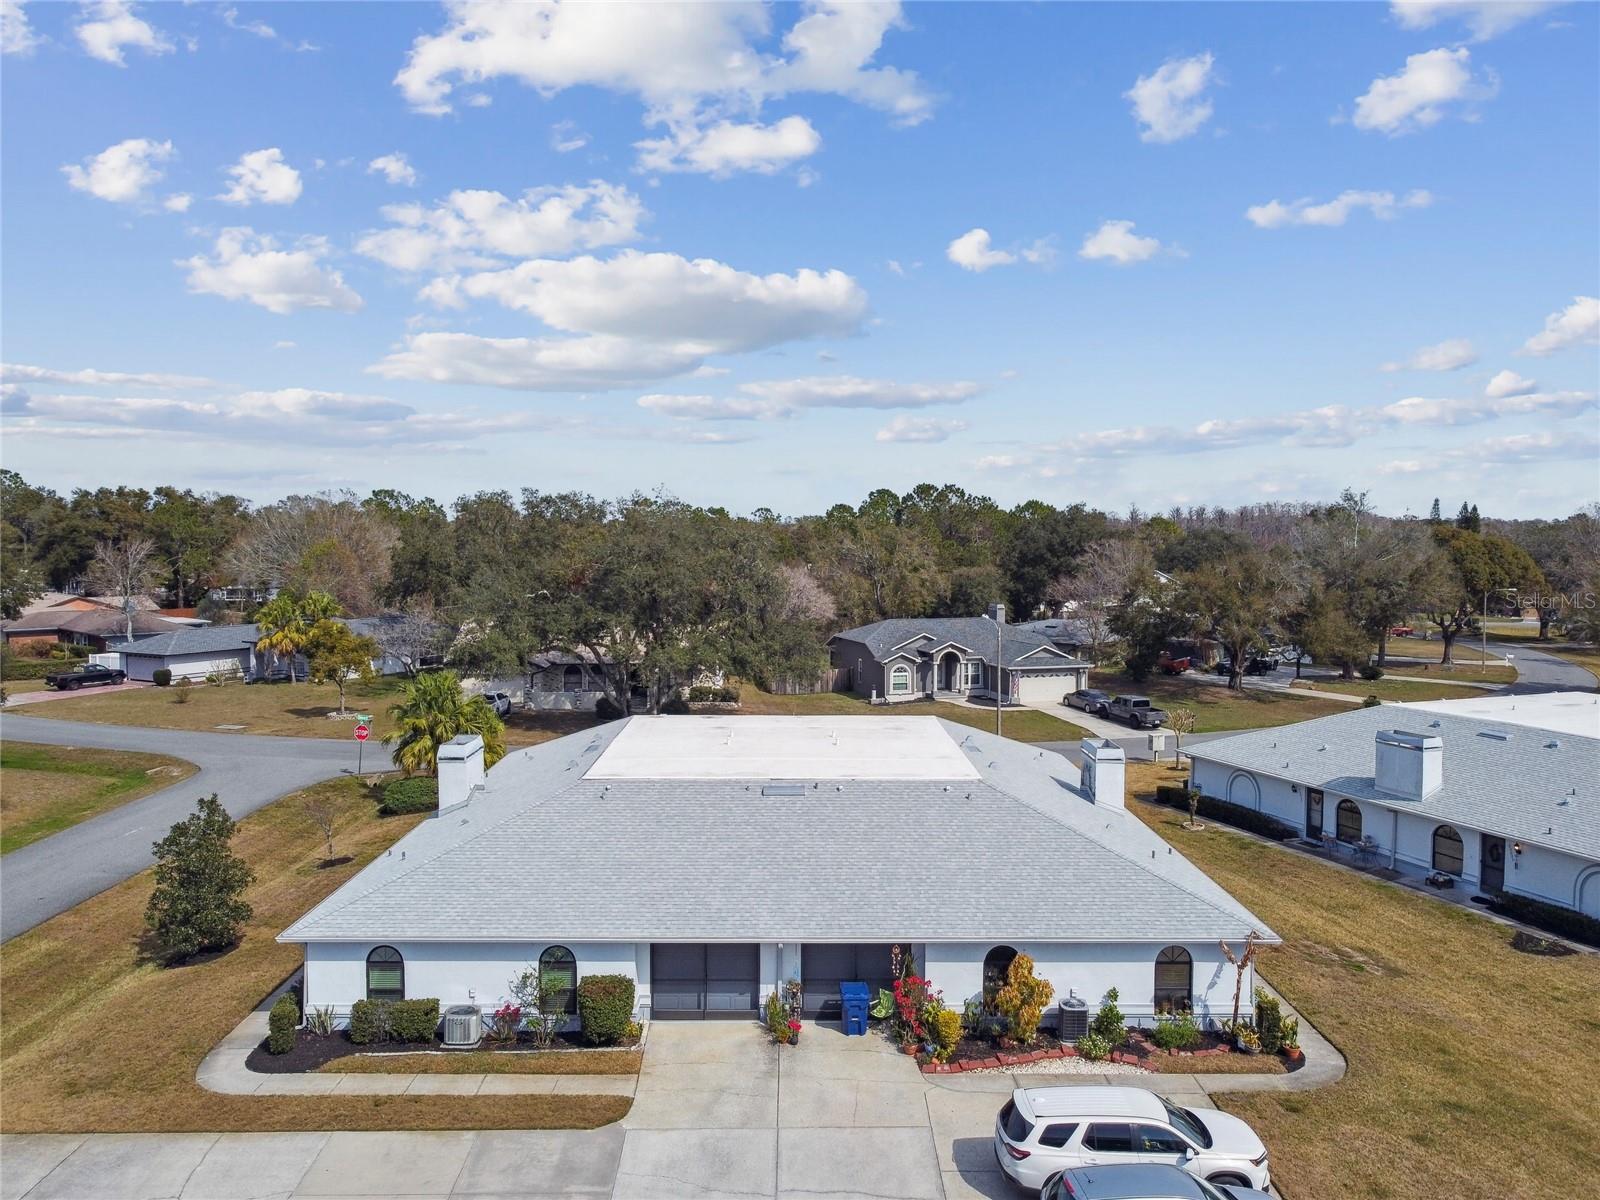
1481,590,1488,666
992,604,1003,738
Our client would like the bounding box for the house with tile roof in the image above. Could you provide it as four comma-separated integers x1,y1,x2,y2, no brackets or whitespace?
829,605,1090,707
1185,694,1600,918
279,716,1276,1028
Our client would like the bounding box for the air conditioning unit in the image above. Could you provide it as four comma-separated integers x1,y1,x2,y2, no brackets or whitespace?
1057,996,1089,1043
442,1005,482,1048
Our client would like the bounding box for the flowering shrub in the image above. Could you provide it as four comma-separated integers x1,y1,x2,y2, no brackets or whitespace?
766,990,793,1043
892,974,938,1043
994,954,1054,1044
490,1003,522,1042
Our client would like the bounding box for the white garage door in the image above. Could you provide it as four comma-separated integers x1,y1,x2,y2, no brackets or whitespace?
1015,671,1079,705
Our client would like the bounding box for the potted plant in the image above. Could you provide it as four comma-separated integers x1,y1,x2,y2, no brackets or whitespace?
1235,1026,1262,1055
1281,1017,1302,1063
786,1018,802,1046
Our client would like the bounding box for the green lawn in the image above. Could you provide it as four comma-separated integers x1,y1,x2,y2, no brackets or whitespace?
1087,673,1352,732
1127,762,1600,1200
0,741,198,855
1291,678,1487,702
734,685,1089,742
1380,662,1516,685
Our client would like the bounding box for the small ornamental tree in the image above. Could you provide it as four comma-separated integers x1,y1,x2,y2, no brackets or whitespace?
1090,987,1127,1047
993,953,1054,1044
144,795,255,961
1220,931,1263,1029
510,963,570,1047
303,619,380,714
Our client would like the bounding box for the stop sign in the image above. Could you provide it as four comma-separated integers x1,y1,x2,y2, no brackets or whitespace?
354,723,370,742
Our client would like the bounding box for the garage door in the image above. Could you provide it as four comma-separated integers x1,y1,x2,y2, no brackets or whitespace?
1015,671,1075,705
649,944,760,1020
801,944,897,1017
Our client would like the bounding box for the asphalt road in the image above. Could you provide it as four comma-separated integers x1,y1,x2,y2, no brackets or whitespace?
0,715,360,942
1489,639,1598,693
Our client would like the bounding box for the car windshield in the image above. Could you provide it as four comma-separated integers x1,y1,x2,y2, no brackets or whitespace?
1160,1096,1211,1147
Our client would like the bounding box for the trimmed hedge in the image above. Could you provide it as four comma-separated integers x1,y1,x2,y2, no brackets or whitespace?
267,994,299,1054
380,777,437,816
687,685,739,703
594,695,625,721
577,974,636,1045
153,668,173,687
389,998,441,1043
1486,892,1600,949
1154,785,1299,841
348,999,390,1044
1,656,60,681
659,696,690,714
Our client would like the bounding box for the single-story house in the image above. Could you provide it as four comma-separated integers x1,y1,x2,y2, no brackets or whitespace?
1186,693,1600,918
2,607,187,652
525,650,725,712
829,606,1090,706
99,617,417,683
279,716,1276,1029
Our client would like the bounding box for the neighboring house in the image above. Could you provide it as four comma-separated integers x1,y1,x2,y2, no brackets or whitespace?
2,607,186,652
525,650,725,712
279,716,1276,1027
1012,617,1096,659
1186,693,1600,918
99,618,415,683
829,606,1090,706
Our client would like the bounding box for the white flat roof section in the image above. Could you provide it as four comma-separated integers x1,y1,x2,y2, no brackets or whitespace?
583,714,983,780
1399,691,1600,739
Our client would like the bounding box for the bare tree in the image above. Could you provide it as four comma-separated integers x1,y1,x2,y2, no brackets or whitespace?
1048,539,1151,662
1219,930,1263,1029
774,563,837,625
303,795,337,862
86,537,159,640
370,602,448,677
226,492,398,615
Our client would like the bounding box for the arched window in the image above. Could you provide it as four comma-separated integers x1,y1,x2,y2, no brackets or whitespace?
1432,825,1464,874
1154,946,1192,1013
366,946,404,1001
540,945,578,1014
561,665,583,692
982,946,1018,1004
1336,799,1362,844
889,664,911,695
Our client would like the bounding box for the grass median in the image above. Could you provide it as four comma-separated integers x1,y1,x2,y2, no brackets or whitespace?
320,1049,643,1075
0,773,630,1133
1127,762,1600,1200
1289,678,1486,703
1087,673,1352,732
0,741,198,855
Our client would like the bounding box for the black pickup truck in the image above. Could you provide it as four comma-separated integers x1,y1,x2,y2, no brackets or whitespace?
44,663,128,690
1104,694,1168,729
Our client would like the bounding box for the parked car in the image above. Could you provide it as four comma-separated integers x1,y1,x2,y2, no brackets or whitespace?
1212,658,1276,677
1064,688,1111,715
995,1087,1271,1193
1158,655,1191,675
44,663,127,690
1104,695,1167,728
1043,1163,1272,1200
481,690,513,717
1389,625,1415,637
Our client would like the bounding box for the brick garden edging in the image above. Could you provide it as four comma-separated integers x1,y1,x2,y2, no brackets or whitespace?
918,1036,1239,1073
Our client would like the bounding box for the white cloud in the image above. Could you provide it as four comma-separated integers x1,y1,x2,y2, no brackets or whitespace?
221,5,277,41
357,181,645,273
180,227,363,315
2,1,40,55
1352,47,1496,134
875,415,968,443
1484,369,1536,398
640,375,979,421
367,153,418,187
1520,296,1600,356
1078,219,1168,265
689,364,731,379
163,192,192,213
273,340,296,350
551,121,589,153
75,1,171,65
1125,52,1216,143
219,148,303,205
0,362,216,389
1246,189,1432,229
947,228,1014,272
1424,430,1600,468
370,332,705,392
1381,337,1478,372
1390,2,1558,42
62,137,174,204
636,115,821,177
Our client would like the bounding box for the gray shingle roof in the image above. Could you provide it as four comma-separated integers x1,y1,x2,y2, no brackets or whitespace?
1187,704,1599,858
107,623,260,656
830,617,1087,670
279,717,1274,945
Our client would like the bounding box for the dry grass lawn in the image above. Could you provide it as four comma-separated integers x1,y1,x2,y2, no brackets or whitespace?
1145,1051,1286,1075
0,773,629,1133
1126,762,1600,1200
321,1049,643,1075
0,741,197,855
734,685,1089,742
1381,662,1517,685
1290,678,1486,703
1088,673,1352,732
24,677,586,750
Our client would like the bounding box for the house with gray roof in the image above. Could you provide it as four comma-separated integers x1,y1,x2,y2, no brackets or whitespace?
1185,695,1600,918
280,716,1276,1029
100,617,423,683
829,605,1090,706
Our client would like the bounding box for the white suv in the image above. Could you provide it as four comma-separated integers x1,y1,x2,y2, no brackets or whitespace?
994,1087,1271,1193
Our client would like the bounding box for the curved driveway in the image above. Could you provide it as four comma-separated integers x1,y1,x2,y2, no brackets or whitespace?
1491,639,1597,693
0,715,359,942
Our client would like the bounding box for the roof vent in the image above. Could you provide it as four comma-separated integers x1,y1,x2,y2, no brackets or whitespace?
1429,720,1442,728
762,783,806,797
1477,731,1509,742
1545,740,1560,749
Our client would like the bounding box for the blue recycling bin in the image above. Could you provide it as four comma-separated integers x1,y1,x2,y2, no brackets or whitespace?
839,981,870,1036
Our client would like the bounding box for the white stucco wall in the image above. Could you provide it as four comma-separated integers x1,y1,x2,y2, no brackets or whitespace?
121,649,252,682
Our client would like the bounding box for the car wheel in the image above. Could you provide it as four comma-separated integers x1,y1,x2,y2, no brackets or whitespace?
1206,1176,1251,1190
64,681,79,691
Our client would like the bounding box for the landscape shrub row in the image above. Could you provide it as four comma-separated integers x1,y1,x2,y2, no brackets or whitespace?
686,685,740,703
1486,892,1600,949
1153,785,1300,841
379,777,437,815
576,975,636,1044
348,998,441,1044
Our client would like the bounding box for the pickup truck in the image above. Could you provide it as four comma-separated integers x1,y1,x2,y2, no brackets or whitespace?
1104,694,1168,728
44,663,127,690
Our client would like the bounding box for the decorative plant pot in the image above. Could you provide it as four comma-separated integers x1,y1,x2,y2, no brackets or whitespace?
1236,1039,1261,1055
1284,1046,1303,1062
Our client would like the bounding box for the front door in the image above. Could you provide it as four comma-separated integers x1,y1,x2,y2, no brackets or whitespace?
1480,835,1506,892
1305,788,1324,837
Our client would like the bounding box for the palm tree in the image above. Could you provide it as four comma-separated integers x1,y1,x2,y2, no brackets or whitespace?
383,670,506,777
255,594,307,682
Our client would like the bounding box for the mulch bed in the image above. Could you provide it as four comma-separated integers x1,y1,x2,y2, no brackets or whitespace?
246,1029,640,1074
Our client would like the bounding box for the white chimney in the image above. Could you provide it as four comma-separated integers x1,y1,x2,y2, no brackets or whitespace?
1374,730,1442,800
436,734,485,815
1081,739,1126,810
986,602,1006,624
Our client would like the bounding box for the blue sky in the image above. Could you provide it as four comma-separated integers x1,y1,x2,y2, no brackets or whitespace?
2,0,1597,518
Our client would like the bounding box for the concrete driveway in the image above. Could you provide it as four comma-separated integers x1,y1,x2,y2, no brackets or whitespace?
0,714,358,941
2,681,151,707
